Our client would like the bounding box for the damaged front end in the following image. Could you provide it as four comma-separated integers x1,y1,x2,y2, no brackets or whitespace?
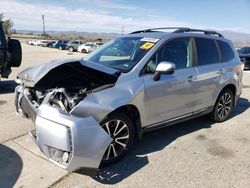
15,59,119,175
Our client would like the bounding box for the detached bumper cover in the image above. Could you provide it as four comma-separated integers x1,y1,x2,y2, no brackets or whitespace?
15,86,112,176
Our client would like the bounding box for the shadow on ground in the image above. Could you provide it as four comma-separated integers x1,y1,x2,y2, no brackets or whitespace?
76,97,249,185
0,144,23,188
0,80,17,94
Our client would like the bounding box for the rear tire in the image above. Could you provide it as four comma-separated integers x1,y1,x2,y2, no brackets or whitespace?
68,46,74,52
81,49,87,53
100,113,135,166
210,89,234,122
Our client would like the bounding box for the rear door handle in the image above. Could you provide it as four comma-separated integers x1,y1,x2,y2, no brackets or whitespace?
220,69,226,74
187,75,197,82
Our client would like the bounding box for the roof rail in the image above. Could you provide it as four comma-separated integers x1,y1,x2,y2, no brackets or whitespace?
174,28,224,37
130,27,223,37
129,27,190,34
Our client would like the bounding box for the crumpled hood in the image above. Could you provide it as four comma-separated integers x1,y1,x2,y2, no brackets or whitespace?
17,59,120,87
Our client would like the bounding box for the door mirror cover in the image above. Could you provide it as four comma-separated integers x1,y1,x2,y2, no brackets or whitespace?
153,61,175,81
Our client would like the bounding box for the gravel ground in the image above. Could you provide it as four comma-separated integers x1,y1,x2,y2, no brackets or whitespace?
1,44,250,188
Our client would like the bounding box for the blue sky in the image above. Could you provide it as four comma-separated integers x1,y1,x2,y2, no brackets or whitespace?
0,0,249,33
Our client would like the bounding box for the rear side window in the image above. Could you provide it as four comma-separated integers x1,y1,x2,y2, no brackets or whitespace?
217,40,234,62
195,38,219,66
217,41,234,62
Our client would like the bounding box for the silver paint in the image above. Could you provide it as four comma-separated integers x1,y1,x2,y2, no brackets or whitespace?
15,31,243,174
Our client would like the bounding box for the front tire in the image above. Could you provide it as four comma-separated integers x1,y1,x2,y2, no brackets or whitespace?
210,89,234,122
100,113,135,165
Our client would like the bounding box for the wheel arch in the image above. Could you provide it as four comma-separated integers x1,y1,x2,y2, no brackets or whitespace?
105,104,143,139
217,84,237,106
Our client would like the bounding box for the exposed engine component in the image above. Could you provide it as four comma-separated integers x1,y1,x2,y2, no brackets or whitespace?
49,88,87,112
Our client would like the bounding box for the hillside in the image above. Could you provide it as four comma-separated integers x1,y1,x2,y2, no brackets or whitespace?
16,29,250,47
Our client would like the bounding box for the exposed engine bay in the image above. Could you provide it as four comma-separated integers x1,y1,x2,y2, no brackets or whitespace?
28,87,88,113
17,60,120,117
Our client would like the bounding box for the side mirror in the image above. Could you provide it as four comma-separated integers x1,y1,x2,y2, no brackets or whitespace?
153,61,175,81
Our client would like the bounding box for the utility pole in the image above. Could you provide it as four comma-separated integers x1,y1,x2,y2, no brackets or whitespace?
122,27,124,35
42,15,46,38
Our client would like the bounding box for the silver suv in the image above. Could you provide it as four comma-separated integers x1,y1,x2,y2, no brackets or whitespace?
15,27,243,176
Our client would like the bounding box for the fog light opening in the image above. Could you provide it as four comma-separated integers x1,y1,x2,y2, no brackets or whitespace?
48,146,71,166
62,152,69,162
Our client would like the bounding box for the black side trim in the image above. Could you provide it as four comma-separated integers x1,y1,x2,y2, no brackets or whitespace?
143,107,213,132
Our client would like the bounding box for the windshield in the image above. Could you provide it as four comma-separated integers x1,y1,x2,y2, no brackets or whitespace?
84,37,158,72
238,47,250,55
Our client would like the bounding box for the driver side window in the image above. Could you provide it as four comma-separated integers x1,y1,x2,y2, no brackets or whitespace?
143,37,192,74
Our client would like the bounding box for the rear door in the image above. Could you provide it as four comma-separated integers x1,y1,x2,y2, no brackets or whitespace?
194,37,224,111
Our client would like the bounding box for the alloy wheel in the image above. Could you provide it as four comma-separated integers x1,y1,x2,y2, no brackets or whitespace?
102,119,130,161
217,92,232,119
69,47,73,52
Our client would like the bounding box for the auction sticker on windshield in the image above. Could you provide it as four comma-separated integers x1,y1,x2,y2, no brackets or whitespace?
140,42,155,50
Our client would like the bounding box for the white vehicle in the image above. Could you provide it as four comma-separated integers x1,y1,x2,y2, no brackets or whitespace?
28,40,46,46
78,43,97,53
27,40,37,45
34,40,46,46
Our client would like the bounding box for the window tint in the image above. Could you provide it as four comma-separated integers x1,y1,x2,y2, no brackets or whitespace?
217,40,234,62
142,38,192,74
195,38,219,66
158,38,192,69
0,26,4,47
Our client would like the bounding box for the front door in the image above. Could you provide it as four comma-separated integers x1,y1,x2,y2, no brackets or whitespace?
141,37,198,126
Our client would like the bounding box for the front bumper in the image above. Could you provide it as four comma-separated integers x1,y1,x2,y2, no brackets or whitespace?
15,85,112,176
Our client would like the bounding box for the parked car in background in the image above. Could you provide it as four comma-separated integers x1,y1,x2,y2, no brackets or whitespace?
66,40,85,52
46,41,56,48
95,42,104,47
0,21,22,80
37,40,49,47
237,47,250,70
27,40,37,45
15,27,243,176
54,40,69,50
78,43,98,53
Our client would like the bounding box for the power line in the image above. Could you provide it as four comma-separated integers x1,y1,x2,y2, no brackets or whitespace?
122,27,124,35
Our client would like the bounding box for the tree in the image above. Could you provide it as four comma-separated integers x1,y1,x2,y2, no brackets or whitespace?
0,13,14,35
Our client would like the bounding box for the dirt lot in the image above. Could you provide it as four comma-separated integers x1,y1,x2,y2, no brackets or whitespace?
0,44,250,188
0,44,84,144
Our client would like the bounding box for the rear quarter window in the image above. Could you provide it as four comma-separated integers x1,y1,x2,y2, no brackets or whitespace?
195,38,219,66
217,40,235,62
